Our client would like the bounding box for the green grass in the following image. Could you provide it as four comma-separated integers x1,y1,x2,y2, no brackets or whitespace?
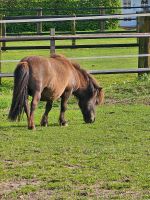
0,104,150,199
0,38,150,199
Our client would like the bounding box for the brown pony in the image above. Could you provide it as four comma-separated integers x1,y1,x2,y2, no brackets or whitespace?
8,54,104,129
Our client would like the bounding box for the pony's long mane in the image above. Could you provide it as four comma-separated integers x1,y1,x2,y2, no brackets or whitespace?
71,59,104,105
50,54,104,104
71,60,101,90
50,54,65,59
50,54,92,84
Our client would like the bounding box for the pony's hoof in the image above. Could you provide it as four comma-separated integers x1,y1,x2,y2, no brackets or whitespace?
40,118,48,127
41,124,48,127
28,126,36,130
60,121,68,127
40,122,48,127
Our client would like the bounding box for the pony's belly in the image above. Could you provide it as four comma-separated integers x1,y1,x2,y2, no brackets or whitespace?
40,87,61,101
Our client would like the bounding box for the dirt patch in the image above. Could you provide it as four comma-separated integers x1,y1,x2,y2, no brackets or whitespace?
0,179,40,196
90,189,145,199
105,97,135,105
89,183,150,199
105,96,150,106
18,190,52,200
3,160,33,169
72,183,150,199
65,163,84,169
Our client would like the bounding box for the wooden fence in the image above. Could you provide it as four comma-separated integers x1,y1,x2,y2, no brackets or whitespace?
0,12,150,79
0,32,149,52
1,31,150,77
1,12,150,50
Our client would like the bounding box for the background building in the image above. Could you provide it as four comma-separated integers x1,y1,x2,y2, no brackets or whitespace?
120,0,150,28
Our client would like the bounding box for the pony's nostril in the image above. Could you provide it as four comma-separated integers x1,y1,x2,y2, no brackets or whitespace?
90,118,95,123
85,118,95,123
91,114,95,123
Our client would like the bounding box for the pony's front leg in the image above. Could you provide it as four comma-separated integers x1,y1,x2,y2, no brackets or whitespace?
28,92,41,130
40,100,53,127
59,89,72,126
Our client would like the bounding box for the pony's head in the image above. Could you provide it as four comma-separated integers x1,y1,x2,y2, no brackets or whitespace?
77,79,104,123
71,61,104,124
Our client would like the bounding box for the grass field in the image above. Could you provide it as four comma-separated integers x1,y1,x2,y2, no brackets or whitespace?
0,38,150,199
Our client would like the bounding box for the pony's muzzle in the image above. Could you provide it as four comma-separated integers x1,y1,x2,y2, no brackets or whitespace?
84,116,95,123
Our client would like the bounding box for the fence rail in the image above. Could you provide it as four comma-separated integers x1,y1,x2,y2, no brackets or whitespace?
1,13,150,24
1,53,150,64
1,43,138,51
2,13,142,20
89,68,150,75
1,68,150,78
0,33,150,43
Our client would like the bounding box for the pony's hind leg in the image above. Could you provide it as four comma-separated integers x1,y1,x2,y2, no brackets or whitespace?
59,89,72,126
24,98,30,129
29,91,41,130
40,100,53,127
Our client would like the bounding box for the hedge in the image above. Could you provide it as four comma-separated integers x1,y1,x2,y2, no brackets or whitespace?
0,0,121,33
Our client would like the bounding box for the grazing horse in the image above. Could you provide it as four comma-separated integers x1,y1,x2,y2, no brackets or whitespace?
8,54,104,129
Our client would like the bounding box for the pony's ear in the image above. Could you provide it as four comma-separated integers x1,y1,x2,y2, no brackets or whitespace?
96,87,104,105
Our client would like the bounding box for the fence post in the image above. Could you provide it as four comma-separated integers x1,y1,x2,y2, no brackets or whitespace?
2,15,6,50
71,14,76,46
0,17,2,85
37,8,42,35
99,6,105,32
50,28,55,55
137,13,150,76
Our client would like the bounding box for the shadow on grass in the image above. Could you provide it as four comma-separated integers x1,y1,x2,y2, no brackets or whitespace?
0,123,61,130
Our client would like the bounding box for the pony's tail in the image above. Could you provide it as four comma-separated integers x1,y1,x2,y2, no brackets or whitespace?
8,61,29,121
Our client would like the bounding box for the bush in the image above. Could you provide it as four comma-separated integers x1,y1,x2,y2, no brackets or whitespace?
0,0,120,33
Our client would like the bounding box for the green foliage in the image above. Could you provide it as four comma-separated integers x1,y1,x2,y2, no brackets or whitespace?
0,0,120,33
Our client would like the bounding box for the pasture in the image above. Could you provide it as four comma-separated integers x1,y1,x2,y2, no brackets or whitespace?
0,38,150,199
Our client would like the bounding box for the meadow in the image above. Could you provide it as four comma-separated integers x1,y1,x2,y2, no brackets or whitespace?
0,38,150,199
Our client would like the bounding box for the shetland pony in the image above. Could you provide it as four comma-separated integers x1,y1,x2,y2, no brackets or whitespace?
8,54,104,129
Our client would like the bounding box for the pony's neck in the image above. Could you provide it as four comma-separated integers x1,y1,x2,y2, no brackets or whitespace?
73,68,90,99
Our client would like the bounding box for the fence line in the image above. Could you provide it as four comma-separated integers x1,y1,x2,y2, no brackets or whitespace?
1,44,138,51
2,13,143,20
1,13,150,24
1,54,150,63
71,54,150,60
89,68,150,75
1,33,150,43
1,68,150,78
0,11,150,78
